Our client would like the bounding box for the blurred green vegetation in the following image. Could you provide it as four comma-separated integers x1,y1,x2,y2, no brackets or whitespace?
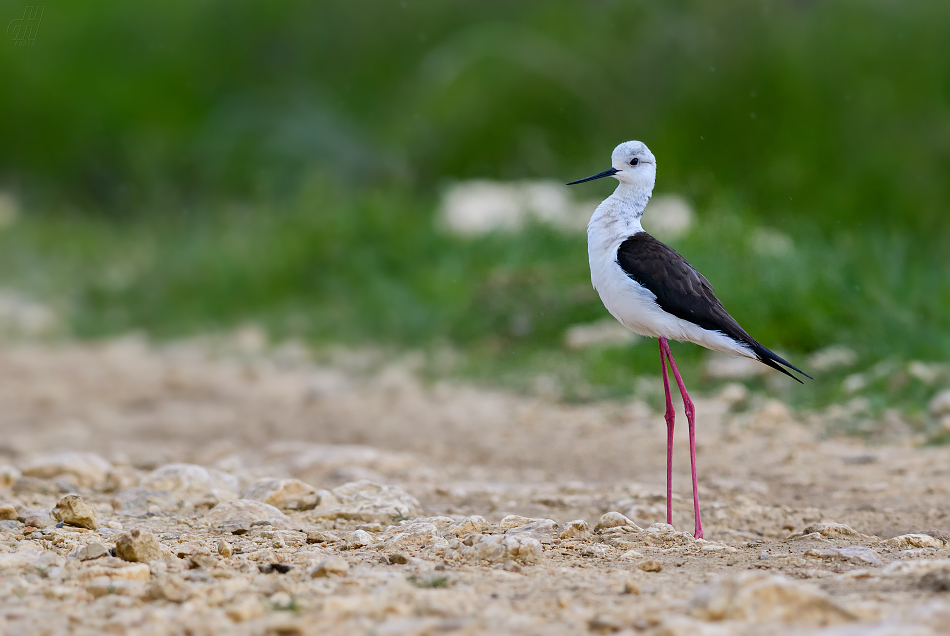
0,1,948,426
4,1,950,230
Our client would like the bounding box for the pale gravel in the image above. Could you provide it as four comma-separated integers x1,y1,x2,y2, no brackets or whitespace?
0,333,949,635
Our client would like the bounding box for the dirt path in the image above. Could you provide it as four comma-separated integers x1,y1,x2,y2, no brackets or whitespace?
1,334,949,635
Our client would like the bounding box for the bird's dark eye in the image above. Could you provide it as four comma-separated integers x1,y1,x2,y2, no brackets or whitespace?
630,158,639,166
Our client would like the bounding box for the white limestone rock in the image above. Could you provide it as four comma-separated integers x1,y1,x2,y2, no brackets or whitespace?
0,465,21,488
595,512,642,533
503,535,543,564
882,534,946,550
267,443,420,480
309,480,422,523
800,522,870,540
141,463,239,501
344,529,375,549
504,519,560,544
51,494,99,530
444,533,543,564
381,522,448,551
242,478,322,511
115,528,166,563
559,520,592,540
20,452,112,489
446,515,489,536
804,547,882,566
202,499,292,531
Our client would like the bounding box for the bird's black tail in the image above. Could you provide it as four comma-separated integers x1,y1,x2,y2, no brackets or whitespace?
750,343,812,384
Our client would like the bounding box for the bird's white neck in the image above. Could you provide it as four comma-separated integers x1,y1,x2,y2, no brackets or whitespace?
588,182,652,240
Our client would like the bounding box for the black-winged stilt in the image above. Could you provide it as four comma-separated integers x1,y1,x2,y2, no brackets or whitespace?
568,141,810,538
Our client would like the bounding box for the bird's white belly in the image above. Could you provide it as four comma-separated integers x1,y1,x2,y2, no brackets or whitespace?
591,254,754,358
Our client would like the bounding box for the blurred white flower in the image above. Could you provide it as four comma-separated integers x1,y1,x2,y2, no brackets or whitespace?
807,345,857,372
0,290,58,337
0,193,19,230
641,194,694,241
440,180,696,238
439,180,582,236
440,181,526,236
907,361,947,385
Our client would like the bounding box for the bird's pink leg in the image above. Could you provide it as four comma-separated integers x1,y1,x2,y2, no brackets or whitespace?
658,338,675,527
661,339,704,539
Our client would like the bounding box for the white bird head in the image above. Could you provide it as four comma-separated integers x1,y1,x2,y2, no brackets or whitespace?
567,140,656,193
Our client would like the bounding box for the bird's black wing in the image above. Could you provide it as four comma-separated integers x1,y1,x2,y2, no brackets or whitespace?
616,232,810,382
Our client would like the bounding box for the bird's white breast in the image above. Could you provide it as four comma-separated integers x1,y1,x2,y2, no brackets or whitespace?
587,198,755,358
588,225,674,340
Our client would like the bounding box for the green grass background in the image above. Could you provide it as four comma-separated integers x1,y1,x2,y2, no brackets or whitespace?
0,1,948,430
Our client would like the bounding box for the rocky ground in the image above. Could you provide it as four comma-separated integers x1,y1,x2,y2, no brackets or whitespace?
1,332,950,635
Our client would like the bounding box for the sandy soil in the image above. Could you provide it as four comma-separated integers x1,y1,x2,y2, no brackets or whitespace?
1,332,949,635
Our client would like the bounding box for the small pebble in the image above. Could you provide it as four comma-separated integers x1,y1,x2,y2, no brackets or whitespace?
559,519,591,540
76,542,110,561
580,545,606,558
344,529,374,549
115,528,165,563
638,559,664,573
242,478,320,511
306,530,341,544
595,512,640,532
309,556,349,577
216,539,233,557
623,575,642,595
189,554,218,569
21,510,57,528
0,465,21,489
0,519,22,532
51,495,98,530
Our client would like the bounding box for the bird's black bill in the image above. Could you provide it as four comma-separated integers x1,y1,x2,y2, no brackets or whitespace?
566,167,619,185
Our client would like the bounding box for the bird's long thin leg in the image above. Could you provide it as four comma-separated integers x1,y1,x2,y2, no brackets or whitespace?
658,338,675,527
661,339,704,539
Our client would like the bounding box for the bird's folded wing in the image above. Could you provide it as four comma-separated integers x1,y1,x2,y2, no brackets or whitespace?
616,232,809,382
615,232,752,343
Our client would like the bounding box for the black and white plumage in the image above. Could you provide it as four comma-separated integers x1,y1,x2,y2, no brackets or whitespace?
575,140,809,383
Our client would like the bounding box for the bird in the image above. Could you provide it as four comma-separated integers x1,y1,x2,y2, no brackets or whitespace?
567,140,810,539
